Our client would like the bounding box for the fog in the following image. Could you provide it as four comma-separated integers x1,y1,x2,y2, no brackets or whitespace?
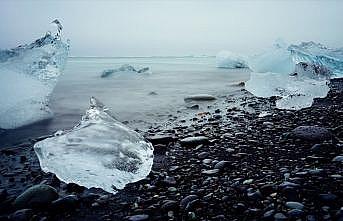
1,0,342,57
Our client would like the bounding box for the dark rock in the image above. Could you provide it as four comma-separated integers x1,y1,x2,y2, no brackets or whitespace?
291,126,331,142
198,152,209,159
163,176,176,186
263,209,275,220
332,155,343,162
161,200,177,211
288,209,304,218
202,169,220,175
66,183,85,193
50,195,79,212
273,212,287,221
8,209,33,221
214,161,230,170
127,214,149,221
285,201,304,210
0,189,7,202
180,136,209,146
148,135,174,145
13,184,58,209
180,195,198,210
184,94,217,102
318,193,337,203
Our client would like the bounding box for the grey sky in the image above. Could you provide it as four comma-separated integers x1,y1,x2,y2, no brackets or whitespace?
1,0,342,57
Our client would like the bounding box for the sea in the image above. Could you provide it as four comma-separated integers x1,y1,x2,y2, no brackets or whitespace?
0,56,250,146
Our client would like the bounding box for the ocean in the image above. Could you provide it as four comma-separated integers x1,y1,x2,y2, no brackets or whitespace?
0,56,250,146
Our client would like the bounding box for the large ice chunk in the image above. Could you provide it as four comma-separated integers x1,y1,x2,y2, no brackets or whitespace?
0,23,69,129
216,51,248,69
248,40,343,75
245,72,329,110
100,64,150,78
33,97,154,194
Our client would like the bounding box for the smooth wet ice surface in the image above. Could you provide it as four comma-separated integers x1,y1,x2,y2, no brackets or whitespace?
34,97,154,193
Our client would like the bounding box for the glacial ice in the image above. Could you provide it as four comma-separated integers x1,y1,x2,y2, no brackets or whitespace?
0,29,69,129
245,72,329,110
216,51,248,69
245,40,343,110
33,97,154,193
101,64,150,78
247,41,343,76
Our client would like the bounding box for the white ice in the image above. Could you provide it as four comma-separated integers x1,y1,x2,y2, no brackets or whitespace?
216,51,248,69
101,64,151,78
244,40,342,110
33,97,154,194
0,30,69,129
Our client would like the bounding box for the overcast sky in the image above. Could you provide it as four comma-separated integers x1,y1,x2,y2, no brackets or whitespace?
1,0,342,57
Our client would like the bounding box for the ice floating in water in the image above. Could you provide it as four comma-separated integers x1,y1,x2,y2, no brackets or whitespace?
33,97,154,193
245,72,329,110
245,40,343,110
216,51,248,69
248,40,343,76
101,64,150,78
0,22,69,129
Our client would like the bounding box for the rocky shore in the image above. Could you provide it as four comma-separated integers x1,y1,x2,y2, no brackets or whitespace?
0,79,342,221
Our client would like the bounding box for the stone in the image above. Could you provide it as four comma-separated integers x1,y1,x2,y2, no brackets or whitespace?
8,209,33,221
214,161,230,170
202,169,220,175
318,193,337,202
285,201,304,210
291,126,331,142
274,212,287,221
163,176,177,186
332,155,343,162
127,214,149,221
13,184,58,209
198,152,209,159
180,136,209,146
180,195,198,210
161,200,177,211
288,209,304,218
148,135,174,145
184,94,217,102
50,195,79,212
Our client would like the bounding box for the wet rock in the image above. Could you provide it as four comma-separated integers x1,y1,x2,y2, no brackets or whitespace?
148,135,174,145
184,94,217,102
198,152,209,159
285,201,304,210
50,195,79,212
180,195,198,210
288,209,304,218
332,155,343,162
161,200,177,211
180,136,209,146
263,209,275,220
8,209,33,221
214,161,230,170
318,193,337,203
163,176,177,186
202,169,220,175
291,126,331,142
273,212,287,221
13,184,58,209
127,214,149,221
66,183,85,193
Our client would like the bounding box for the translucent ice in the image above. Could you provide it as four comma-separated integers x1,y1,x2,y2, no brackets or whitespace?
0,26,69,129
245,72,329,110
101,64,150,78
216,51,248,69
248,40,343,75
33,97,154,193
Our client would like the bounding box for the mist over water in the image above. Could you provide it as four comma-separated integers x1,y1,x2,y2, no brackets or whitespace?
1,0,343,57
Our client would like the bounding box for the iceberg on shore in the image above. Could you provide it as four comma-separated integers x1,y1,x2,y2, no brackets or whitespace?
0,23,69,129
216,51,248,69
101,64,150,78
33,97,154,194
245,40,342,110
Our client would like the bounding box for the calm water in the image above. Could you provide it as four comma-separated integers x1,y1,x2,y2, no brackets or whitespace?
0,57,250,146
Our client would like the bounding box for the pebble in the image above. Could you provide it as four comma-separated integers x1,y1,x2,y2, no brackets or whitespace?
127,214,149,221
180,136,209,146
291,126,331,141
285,201,304,210
180,195,198,210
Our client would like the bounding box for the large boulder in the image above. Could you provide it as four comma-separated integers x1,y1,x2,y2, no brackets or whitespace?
13,184,58,209
291,126,331,142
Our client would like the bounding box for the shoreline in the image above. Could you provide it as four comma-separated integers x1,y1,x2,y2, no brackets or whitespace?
0,78,342,220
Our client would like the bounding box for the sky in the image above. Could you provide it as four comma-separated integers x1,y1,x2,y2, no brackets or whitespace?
0,0,342,57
